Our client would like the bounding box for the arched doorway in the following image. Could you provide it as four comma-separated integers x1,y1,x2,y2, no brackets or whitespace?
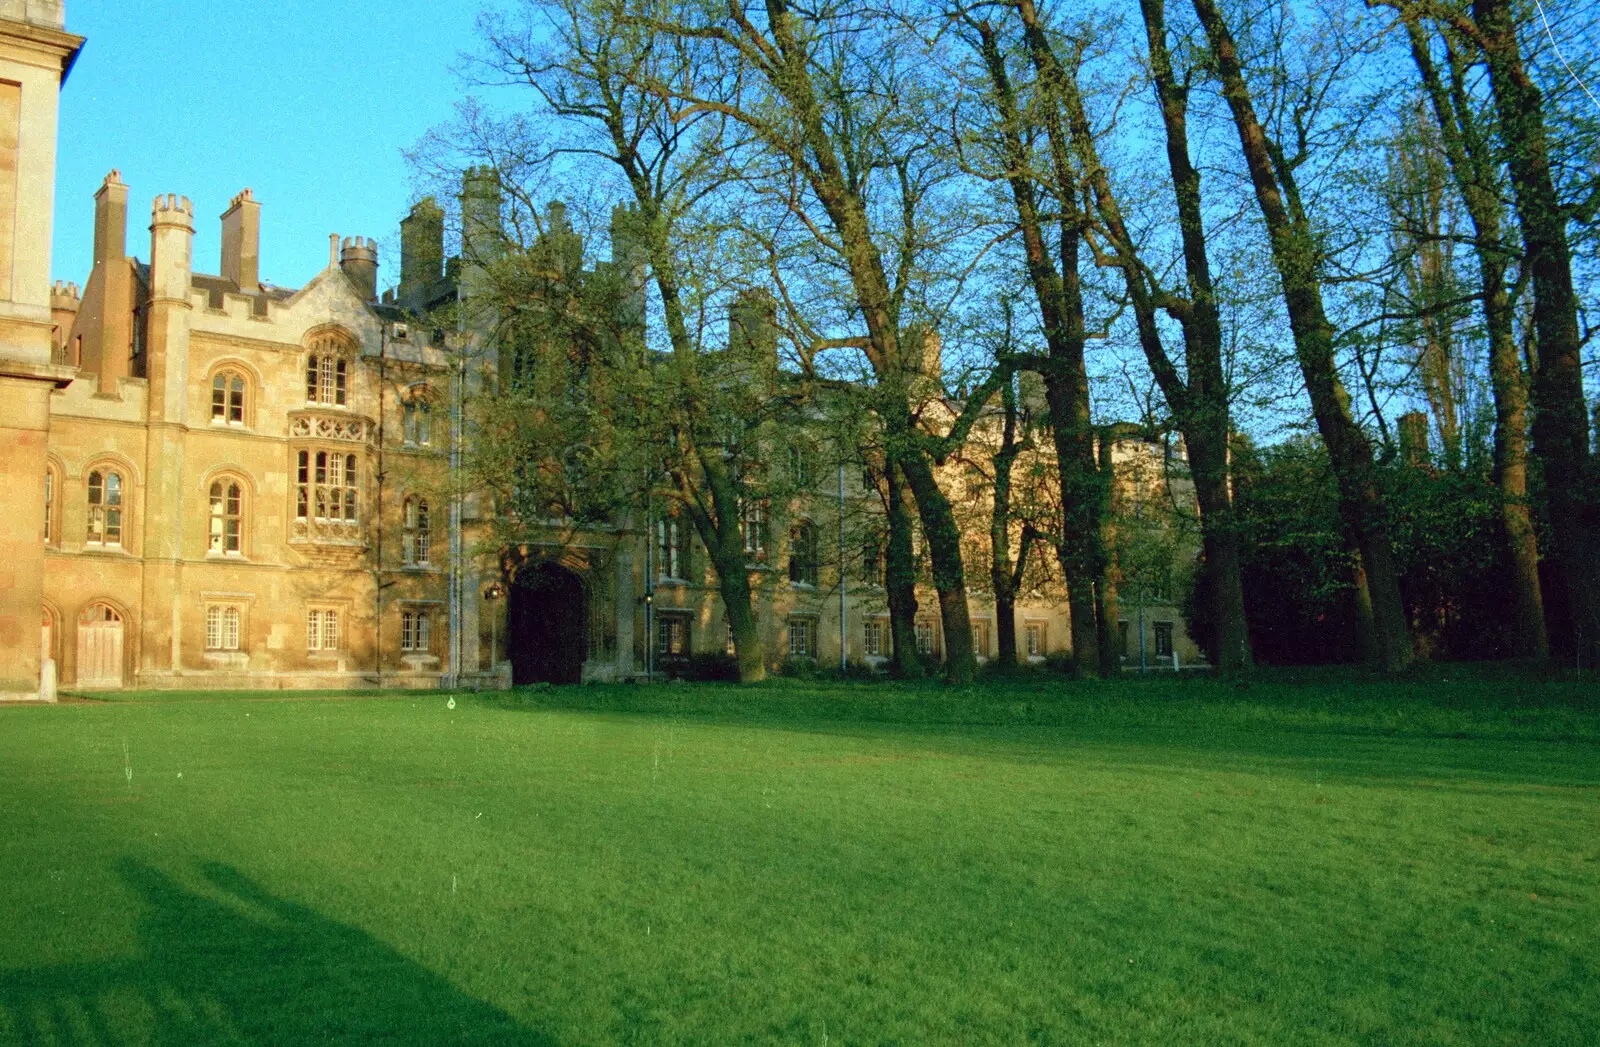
76,603,124,689
507,562,587,685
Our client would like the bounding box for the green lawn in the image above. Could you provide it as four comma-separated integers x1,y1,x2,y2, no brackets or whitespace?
2,674,1597,1045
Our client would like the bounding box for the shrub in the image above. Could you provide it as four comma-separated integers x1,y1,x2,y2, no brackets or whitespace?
684,652,740,682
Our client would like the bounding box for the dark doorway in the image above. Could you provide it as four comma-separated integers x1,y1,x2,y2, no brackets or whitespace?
507,562,588,685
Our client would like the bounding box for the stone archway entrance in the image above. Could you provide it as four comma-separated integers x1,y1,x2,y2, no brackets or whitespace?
507,562,588,685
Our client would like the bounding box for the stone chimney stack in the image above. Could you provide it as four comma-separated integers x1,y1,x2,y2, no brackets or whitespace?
81,170,132,393
339,236,378,301
399,196,443,301
219,188,260,293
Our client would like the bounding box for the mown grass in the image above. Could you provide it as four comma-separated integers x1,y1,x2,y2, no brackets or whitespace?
2,672,1597,1045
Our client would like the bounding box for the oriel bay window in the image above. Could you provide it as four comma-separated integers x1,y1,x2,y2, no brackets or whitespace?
294,450,361,542
297,451,359,521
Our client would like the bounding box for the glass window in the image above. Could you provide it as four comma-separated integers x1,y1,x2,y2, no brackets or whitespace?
788,521,818,586
1026,622,1045,658
970,620,989,658
657,515,683,580
43,469,52,544
655,615,688,657
402,609,432,652
787,444,813,488
403,397,432,445
863,620,882,657
305,353,348,405
86,470,123,546
404,497,431,564
740,501,768,558
211,371,245,423
297,450,359,525
205,606,241,651
915,620,935,657
307,609,341,651
209,480,242,554
1155,621,1174,658
788,617,816,658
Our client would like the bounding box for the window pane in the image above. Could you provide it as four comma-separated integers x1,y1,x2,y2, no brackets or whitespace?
224,607,239,650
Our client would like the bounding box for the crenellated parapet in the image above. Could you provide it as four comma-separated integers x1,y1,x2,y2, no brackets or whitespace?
151,193,194,226
49,279,80,309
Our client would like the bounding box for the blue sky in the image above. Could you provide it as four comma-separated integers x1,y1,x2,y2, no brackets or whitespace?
53,1,489,293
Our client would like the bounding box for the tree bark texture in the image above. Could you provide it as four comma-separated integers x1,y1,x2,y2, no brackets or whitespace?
1192,0,1414,671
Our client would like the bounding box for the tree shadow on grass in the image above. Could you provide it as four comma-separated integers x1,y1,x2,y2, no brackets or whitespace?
0,859,553,1046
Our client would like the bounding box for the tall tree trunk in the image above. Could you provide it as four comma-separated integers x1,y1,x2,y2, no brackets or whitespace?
1398,14,1547,657
883,461,925,678
756,0,978,681
1191,0,1413,671
1470,0,1600,665
974,11,1106,678
990,382,1023,673
1050,0,1252,675
1095,430,1123,674
897,449,978,683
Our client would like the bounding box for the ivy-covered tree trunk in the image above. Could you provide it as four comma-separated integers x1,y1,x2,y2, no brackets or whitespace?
1469,0,1600,665
1192,0,1413,672
1396,12,1547,658
883,461,925,678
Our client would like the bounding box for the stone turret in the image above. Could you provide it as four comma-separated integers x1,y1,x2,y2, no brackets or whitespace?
48,279,77,362
399,196,443,301
219,187,260,294
610,202,647,330
339,236,378,301
460,165,502,266
147,192,194,421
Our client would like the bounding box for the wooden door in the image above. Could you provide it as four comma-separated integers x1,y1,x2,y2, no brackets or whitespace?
76,605,123,688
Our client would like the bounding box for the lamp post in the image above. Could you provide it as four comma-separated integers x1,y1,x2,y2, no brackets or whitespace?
483,581,506,686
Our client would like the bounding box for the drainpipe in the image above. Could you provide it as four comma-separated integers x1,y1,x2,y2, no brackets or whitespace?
838,458,846,670
448,355,464,688
375,323,386,690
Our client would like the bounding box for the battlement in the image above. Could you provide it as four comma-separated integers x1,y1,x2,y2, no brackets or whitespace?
50,280,80,305
152,193,194,218
0,0,66,30
101,169,123,188
340,235,377,256
227,187,254,209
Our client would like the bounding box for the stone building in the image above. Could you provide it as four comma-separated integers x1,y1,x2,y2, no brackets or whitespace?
1,2,1202,697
